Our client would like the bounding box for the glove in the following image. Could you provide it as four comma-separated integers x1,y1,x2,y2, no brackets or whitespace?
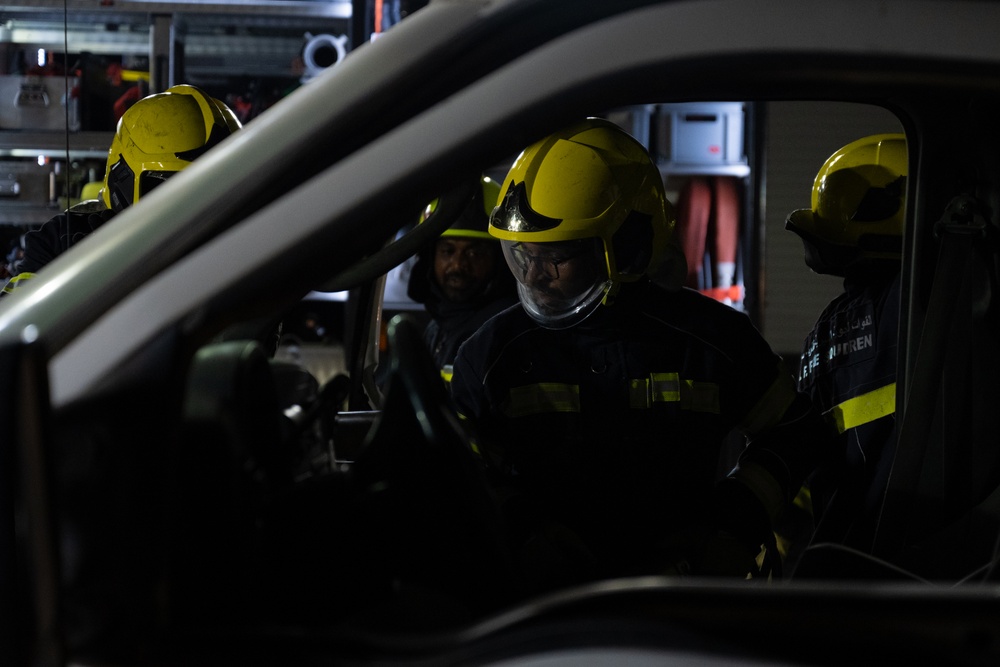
660,526,763,578
662,479,776,578
688,528,763,577
515,522,598,593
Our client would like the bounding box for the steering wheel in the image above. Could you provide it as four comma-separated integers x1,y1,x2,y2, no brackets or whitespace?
346,314,517,620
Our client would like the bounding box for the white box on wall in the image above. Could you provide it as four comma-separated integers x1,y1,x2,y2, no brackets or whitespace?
658,102,749,176
0,75,80,131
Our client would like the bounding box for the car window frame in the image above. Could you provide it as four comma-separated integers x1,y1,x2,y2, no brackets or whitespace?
0,0,996,404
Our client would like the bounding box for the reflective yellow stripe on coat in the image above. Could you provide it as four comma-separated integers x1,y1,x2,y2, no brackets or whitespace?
503,373,721,418
505,383,581,417
2,272,36,294
629,372,720,413
824,382,896,434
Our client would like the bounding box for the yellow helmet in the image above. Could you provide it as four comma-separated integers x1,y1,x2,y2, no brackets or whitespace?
786,133,907,276
420,175,502,240
101,84,241,212
490,117,675,327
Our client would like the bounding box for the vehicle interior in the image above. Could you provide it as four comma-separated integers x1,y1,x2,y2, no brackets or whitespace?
4,1,1000,665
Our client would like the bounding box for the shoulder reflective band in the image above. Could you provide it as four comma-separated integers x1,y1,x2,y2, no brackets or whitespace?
629,372,720,413
729,460,786,523
824,382,896,434
738,364,797,436
2,272,37,294
454,412,481,456
505,383,580,417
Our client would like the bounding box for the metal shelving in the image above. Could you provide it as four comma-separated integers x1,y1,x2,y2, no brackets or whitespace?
0,131,111,159
0,1,355,226
2,1,353,77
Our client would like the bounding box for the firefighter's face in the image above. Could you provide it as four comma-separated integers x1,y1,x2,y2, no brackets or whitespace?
506,241,602,308
433,237,498,303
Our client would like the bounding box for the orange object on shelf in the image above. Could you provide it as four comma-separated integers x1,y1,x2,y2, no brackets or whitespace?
700,284,744,303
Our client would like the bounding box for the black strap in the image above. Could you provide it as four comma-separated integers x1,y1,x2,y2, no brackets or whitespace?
872,195,985,560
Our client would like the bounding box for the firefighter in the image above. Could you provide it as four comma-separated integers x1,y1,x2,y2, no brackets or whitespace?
785,133,905,555
3,84,241,294
406,175,518,384
450,117,833,592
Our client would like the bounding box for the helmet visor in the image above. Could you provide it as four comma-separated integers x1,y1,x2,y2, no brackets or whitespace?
501,239,610,329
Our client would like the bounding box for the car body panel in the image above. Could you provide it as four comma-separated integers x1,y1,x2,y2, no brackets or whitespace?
4,0,1000,664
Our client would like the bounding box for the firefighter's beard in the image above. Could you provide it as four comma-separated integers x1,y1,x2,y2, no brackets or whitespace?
439,270,485,303
517,278,611,329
